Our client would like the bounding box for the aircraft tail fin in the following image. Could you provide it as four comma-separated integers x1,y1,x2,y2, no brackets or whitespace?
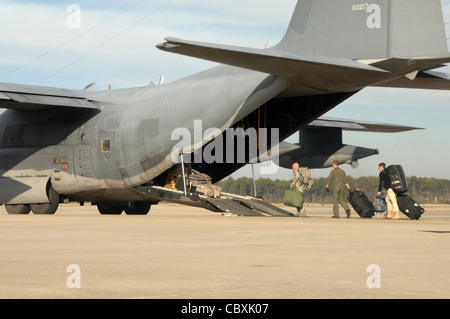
275,0,448,59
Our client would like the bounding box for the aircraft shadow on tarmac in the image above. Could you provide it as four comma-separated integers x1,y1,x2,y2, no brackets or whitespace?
420,230,450,234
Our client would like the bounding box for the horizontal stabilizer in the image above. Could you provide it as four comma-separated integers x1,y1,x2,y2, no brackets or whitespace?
156,37,388,81
362,55,450,75
374,70,450,91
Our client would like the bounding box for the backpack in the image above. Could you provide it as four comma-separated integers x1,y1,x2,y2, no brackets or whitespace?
386,165,408,194
298,167,314,192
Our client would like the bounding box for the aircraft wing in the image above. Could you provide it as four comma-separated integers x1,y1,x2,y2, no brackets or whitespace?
309,117,424,133
156,37,388,83
0,82,100,111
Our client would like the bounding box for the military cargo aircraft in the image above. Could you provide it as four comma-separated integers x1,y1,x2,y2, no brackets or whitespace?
0,0,449,216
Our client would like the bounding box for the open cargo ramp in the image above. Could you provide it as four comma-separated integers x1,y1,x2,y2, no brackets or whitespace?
134,186,295,217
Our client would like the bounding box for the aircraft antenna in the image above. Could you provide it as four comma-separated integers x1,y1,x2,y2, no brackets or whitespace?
0,0,150,81
37,0,175,85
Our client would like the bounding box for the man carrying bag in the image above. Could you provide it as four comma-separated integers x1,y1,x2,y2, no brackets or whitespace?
284,163,312,217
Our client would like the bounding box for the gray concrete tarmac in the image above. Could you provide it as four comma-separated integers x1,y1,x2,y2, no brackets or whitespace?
0,203,449,299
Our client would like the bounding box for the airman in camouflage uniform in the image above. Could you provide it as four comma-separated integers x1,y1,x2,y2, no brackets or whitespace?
292,163,314,217
326,161,351,218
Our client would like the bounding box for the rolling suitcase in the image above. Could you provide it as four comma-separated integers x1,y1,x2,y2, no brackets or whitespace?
348,190,375,219
386,165,408,194
397,194,425,220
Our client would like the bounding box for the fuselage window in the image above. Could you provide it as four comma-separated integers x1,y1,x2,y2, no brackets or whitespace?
101,139,111,152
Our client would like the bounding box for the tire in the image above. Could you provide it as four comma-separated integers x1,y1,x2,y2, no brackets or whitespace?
124,201,151,215
97,204,124,215
5,204,31,215
30,186,60,215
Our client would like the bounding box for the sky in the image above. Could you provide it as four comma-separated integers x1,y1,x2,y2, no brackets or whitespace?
0,0,450,181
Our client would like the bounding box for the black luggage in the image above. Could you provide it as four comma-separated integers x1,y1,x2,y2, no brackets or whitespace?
386,165,408,194
348,190,376,219
397,194,425,220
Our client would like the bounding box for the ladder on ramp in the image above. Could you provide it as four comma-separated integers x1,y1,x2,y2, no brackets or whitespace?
206,198,266,216
206,195,294,217
236,198,293,217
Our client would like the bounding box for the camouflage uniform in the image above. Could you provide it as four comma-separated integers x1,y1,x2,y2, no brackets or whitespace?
326,166,350,218
293,167,312,193
292,167,313,217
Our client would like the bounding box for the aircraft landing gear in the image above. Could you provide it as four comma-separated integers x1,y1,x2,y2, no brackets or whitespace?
5,204,31,215
96,201,152,215
5,186,60,215
30,186,60,215
97,204,123,215
124,201,151,215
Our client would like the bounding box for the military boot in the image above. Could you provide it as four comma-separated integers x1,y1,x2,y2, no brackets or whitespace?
392,211,400,220
295,208,307,218
299,209,307,218
384,211,392,219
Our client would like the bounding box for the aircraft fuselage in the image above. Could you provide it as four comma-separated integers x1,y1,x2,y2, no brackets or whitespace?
0,67,289,204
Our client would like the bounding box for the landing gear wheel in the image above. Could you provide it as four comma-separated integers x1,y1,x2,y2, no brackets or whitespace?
124,202,151,215
30,186,60,215
5,204,31,215
97,204,124,215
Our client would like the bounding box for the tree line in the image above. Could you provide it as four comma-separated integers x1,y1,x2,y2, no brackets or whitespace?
216,176,450,205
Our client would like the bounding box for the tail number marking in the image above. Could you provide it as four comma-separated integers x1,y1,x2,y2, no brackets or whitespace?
353,3,381,29
352,3,369,11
